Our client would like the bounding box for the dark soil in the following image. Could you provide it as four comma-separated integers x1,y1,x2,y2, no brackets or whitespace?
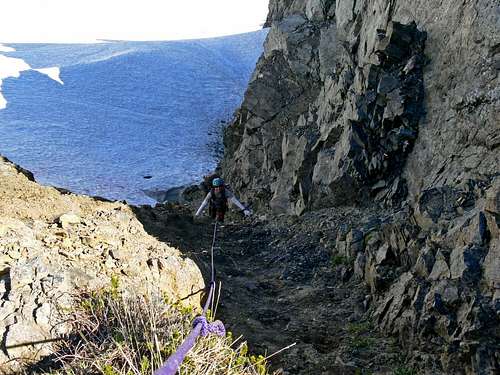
132,192,405,375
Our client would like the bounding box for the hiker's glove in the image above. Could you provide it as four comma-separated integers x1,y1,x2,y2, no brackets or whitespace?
243,209,252,217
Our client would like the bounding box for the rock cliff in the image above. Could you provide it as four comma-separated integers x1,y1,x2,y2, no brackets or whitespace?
224,0,498,214
222,0,499,373
0,156,204,372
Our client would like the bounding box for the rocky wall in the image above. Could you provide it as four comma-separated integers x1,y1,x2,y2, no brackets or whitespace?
222,0,499,373
223,0,499,215
333,178,499,374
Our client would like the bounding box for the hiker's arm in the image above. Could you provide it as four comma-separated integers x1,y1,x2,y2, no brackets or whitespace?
226,190,246,211
195,192,211,216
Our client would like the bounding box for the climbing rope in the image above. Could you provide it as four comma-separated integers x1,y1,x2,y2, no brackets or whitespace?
210,219,217,289
155,221,225,375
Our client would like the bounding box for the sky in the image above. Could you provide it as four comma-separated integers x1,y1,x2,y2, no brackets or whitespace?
0,0,270,43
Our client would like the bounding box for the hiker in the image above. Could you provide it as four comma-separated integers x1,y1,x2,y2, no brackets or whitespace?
195,178,251,222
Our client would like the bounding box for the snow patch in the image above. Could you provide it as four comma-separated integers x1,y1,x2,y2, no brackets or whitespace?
0,31,269,203
0,55,31,79
0,44,15,52
34,67,64,85
0,54,64,109
0,83,6,109
0,55,31,109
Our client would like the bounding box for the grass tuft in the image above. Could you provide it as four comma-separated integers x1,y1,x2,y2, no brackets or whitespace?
39,287,277,375
346,321,373,335
349,337,376,350
346,319,376,352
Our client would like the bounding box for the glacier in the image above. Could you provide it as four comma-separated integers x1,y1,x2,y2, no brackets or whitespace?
0,30,268,204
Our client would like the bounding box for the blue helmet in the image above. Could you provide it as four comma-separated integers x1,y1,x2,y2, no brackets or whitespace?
212,177,224,187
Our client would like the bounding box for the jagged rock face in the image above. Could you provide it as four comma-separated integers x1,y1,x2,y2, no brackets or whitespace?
223,0,499,373
0,157,204,371
264,0,337,27
335,178,500,374
224,1,427,215
223,0,499,216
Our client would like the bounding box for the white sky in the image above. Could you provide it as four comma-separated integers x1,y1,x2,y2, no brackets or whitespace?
0,0,270,43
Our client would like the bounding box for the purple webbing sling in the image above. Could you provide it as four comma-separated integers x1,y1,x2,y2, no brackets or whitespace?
155,222,224,375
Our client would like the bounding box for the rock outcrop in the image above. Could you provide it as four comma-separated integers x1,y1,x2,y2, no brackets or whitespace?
222,0,499,373
223,0,499,215
0,156,204,371
332,182,499,373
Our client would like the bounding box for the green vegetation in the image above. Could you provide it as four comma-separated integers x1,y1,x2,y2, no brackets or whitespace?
346,321,373,335
354,369,373,375
331,254,351,267
349,336,376,350
110,274,120,299
44,277,276,375
347,319,376,351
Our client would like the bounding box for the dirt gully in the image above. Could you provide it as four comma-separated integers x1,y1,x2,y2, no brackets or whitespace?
133,197,402,375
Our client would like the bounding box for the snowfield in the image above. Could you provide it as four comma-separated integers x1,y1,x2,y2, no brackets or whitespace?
0,31,267,204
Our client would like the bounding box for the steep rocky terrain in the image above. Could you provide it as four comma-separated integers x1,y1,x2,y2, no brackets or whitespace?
221,0,499,374
224,0,499,213
135,201,406,374
0,156,203,372
1,1,498,374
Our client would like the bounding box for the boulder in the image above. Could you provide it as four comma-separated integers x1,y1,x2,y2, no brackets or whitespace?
58,213,81,229
414,187,465,230
446,210,490,248
374,272,416,331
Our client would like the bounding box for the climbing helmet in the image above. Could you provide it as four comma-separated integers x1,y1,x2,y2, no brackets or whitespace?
212,177,224,187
